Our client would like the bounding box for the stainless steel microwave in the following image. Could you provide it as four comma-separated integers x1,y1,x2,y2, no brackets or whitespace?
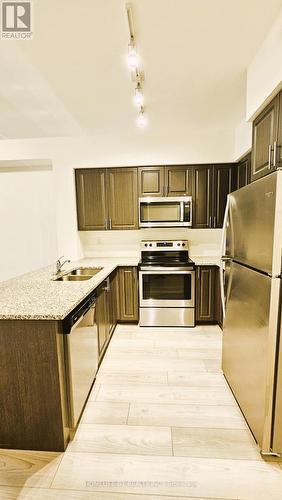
139,196,192,228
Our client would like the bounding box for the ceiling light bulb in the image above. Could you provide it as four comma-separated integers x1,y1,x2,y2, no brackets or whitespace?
137,108,147,128
127,43,138,69
134,86,144,106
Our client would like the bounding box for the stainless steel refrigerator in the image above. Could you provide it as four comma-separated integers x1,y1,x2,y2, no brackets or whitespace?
220,170,282,457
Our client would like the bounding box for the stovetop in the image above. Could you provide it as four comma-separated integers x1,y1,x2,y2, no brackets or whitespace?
139,257,195,269
139,239,195,269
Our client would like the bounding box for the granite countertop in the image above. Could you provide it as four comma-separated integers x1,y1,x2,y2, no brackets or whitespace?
0,254,220,321
191,256,221,266
0,257,139,321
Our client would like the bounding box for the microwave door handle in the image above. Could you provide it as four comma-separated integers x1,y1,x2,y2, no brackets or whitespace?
180,202,184,222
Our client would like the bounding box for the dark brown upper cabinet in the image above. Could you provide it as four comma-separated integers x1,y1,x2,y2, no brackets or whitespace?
138,165,193,197
75,167,138,231
75,169,107,230
165,166,194,196
213,164,236,228
251,95,280,182
138,167,165,197
107,168,138,230
192,164,236,229
192,165,213,228
237,153,251,190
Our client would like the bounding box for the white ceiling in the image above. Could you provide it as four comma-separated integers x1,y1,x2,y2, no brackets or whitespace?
0,0,281,139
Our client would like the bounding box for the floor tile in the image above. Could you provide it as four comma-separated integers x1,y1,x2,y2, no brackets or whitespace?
128,403,248,429
96,383,236,405
167,371,226,387
204,359,223,373
98,357,206,373
51,452,282,499
69,424,172,456
172,427,261,460
177,348,221,359
96,370,168,385
81,402,129,425
0,486,231,499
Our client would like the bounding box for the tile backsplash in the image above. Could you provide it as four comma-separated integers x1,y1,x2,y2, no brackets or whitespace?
79,228,222,258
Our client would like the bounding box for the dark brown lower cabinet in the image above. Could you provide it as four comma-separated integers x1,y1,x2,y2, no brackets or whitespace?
118,267,139,322
97,271,119,357
96,283,109,355
196,266,222,325
0,319,69,451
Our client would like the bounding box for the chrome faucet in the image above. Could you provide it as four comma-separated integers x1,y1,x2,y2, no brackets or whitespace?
56,256,71,275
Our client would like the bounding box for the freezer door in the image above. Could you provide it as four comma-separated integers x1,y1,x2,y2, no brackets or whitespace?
222,261,272,446
229,172,278,275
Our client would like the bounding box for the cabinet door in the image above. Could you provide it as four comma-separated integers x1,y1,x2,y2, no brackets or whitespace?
213,164,236,228
165,166,193,196
237,153,251,189
251,96,279,182
96,286,107,355
118,267,138,322
75,169,107,231
138,167,165,197
107,168,138,230
196,266,216,323
108,271,119,335
278,91,282,168
193,166,213,228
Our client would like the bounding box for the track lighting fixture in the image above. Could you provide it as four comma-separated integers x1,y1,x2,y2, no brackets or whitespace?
137,106,146,127
127,43,138,69
134,84,144,106
126,3,147,126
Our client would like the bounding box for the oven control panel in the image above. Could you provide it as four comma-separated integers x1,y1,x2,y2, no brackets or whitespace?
141,240,188,250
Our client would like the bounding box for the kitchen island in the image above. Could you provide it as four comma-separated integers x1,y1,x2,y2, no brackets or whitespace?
0,257,138,452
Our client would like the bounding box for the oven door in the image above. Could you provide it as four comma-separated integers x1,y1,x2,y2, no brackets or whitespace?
139,268,195,307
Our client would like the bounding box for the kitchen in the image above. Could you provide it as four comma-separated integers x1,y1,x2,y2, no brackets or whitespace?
0,1,282,499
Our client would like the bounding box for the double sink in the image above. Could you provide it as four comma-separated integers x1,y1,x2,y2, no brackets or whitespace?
55,267,103,282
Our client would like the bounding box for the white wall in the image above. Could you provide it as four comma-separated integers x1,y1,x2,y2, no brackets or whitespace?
233,119,252,160
247,8,282,120
0,162,58,282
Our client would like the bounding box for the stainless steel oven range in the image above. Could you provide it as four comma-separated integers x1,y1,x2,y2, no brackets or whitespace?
139,240,195,327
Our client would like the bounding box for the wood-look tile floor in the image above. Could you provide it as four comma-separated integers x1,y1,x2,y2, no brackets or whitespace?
1,324,282,500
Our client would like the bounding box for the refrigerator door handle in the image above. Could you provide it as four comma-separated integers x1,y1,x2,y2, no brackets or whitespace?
220,196,230,259
219,261,226,318
220,196,231,319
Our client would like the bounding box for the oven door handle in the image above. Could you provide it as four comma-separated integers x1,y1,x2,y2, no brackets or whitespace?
139,268,195,274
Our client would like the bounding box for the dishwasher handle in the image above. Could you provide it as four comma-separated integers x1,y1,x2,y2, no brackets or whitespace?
62,291,97,334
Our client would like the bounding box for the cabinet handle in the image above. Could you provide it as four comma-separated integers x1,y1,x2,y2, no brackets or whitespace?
109,218,112,230
197,267,200,280
209,216,212,228
268,144,273,169
102,277,110,292
213,216,216,228
104,219,108,230
273,141,278,168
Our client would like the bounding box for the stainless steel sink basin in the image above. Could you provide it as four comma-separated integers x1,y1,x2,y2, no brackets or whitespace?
55,275,93,282
69,267,103,276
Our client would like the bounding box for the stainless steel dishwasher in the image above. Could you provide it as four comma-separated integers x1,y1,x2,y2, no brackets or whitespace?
62,290,98,429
